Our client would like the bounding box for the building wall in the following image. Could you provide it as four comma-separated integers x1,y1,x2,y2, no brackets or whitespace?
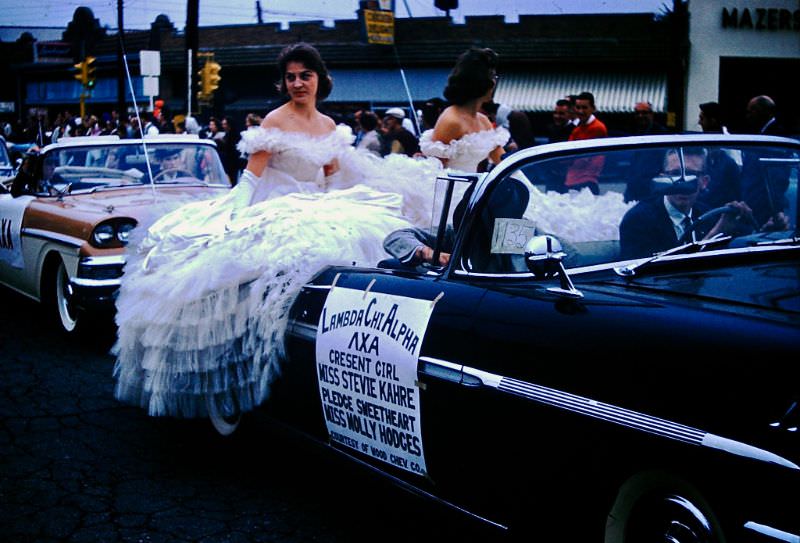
686,0,800,132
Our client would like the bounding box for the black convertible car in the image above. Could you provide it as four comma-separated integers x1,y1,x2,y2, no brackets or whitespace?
271,134,798,542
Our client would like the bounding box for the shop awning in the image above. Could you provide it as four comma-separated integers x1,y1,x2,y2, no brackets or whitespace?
326,68,448,104
494,72,667,113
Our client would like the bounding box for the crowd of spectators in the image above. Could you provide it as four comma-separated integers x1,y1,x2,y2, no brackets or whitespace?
1,92,790,186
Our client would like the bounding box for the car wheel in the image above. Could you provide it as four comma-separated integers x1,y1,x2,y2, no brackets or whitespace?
623,493,720,543
45,257,82,334
206,393,242,436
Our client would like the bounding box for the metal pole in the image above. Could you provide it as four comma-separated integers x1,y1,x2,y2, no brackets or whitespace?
117,0,126,117
187,49,192,117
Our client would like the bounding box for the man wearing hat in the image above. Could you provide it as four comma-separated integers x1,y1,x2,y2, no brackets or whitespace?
380,107,420,157
153,148,186,181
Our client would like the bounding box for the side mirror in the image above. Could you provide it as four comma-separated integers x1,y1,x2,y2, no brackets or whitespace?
525,235,583,299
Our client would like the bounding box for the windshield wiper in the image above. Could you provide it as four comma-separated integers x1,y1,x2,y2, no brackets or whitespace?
614,233,732,277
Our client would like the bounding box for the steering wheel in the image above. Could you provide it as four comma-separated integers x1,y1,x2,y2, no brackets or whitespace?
153,168,194,182
679,205,758,243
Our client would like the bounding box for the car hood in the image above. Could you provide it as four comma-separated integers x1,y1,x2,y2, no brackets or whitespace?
26,185,227,231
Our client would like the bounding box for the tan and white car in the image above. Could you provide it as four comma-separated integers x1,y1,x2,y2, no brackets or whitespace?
0,135,231,334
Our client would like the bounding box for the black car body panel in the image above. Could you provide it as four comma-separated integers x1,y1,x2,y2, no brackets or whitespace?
277,134,799,540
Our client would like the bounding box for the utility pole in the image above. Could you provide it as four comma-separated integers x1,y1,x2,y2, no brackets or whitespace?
186,0,199,116
256,1,263,24
117,0,126,117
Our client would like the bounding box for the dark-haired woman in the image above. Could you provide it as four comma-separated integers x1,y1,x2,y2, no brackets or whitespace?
420,48,509,172
113,43,415,431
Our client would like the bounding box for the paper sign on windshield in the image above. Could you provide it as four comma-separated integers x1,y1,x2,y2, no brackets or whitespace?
491,218,537,254
316,287,432,476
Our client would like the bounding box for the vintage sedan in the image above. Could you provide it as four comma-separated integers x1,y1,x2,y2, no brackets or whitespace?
0,135,230,334
272,134,799,542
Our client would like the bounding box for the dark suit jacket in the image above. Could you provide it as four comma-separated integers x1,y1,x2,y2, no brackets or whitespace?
619,196,708,260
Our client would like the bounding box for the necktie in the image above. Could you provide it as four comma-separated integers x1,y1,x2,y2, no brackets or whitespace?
682,215,693,241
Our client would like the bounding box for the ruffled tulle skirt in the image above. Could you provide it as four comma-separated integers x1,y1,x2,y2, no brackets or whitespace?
113,185,412,418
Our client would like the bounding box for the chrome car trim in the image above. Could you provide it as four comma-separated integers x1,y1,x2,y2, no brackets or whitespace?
81,255,126,266
744,522,800,543
71,277,122,288
701,434,799,470
452,243,800,278
666,496,711,533
498,377,704,445
419,357,799,469
304,284,333,290
419,357,464,385
287,321,318,342
22,228,83,248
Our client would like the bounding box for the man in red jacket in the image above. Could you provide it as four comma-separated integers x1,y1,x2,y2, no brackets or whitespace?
565,91,608,194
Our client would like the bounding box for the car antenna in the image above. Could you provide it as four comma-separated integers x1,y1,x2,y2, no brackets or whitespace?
121,47,157,197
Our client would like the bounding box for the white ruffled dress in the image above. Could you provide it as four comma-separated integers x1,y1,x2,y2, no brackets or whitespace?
421,126,632,242
113,126,437,418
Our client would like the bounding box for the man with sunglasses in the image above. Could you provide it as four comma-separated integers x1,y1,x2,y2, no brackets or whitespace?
619,147,752,260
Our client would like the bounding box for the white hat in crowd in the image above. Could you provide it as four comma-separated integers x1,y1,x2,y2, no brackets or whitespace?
384,107,405,119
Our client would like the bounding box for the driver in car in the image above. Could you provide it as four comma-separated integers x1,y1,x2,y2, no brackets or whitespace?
11,151,62,197
153,148,186,181
619,147,752,260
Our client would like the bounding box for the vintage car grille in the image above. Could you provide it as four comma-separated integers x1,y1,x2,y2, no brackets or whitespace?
77,255,126,281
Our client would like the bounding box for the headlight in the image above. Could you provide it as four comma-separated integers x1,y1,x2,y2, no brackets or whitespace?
90,219,138,248
116,222,136,243
92,223,115,246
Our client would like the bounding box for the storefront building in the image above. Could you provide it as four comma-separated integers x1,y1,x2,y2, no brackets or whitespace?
685,0,799,133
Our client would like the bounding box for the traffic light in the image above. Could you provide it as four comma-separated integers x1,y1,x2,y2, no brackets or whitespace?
73,56,96,90
85,56,96,89
197,60,221,100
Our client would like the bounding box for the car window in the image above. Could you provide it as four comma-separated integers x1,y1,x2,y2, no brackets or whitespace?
43,142,229,192
457,143,799,273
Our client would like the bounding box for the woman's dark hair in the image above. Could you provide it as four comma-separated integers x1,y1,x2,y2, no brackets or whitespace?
443,48,498,106
359,111,378,131
276,42,333,100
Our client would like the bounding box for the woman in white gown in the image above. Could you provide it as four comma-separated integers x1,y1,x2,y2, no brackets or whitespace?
113,44,429,426
384,47,510,267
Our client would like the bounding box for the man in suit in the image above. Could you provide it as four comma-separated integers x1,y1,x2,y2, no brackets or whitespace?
619,147,752,260
745,95,786,136
741,95,791,230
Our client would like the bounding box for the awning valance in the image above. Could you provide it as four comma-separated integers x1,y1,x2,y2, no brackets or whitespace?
494,72,667,114
327,68,448,104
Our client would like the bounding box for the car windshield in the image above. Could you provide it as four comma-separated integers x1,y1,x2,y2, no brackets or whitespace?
41,141,229,192
453,142,799,273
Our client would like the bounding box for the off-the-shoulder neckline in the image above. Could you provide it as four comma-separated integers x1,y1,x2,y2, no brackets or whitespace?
421,126,506,146
254,126,347,139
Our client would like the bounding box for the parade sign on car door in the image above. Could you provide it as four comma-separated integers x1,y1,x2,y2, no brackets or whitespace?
316,286,432,476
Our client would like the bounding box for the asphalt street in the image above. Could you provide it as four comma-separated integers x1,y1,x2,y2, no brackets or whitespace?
0,288,499,542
